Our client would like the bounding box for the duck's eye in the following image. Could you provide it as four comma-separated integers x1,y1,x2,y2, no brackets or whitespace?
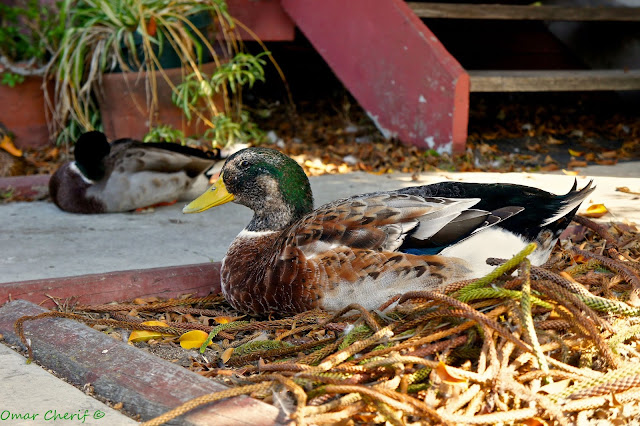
239,160,250,169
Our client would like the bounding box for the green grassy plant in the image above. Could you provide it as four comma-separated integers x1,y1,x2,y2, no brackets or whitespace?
46,0,265,147
0,0,63,82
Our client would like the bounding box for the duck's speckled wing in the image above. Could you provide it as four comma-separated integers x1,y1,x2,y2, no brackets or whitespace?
285,192,482,254
107,141,216,177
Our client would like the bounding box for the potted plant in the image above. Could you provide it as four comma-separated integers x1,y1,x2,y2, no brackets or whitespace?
46,0,267,148
0,0,63,149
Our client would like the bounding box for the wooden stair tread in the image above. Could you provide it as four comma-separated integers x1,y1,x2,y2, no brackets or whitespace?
468,69,640,92
407,2,640,22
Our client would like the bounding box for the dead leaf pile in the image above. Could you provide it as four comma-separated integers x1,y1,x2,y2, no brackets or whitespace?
15,217,640,425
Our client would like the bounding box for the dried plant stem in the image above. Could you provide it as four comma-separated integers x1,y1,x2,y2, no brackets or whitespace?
519,260,550,375
75,295,222,312
302,326,394,375
498,373,569,426
14,311,188,360
561,386,640,412
303,402,364,423
572,215,619,248
445,408,538,424
363,305,508,361
441,383,482,414
572,247,640,293
552,364,640,402
140,381,274,426
400,292,532,353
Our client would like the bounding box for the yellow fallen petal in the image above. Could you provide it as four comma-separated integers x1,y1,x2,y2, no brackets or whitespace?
221,347,234,363
179,330,212,349
435,361,468,385
568,149,583,157
582,203,608,218
561,169,579,176
128,320,171,342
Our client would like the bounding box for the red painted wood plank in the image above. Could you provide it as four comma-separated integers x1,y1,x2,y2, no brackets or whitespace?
0,174,50,200
0,300,287,425
281,0,469,153
0,263,222,309
227,0,295,41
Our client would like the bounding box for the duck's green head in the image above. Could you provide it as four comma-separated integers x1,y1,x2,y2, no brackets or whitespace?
183,147,313,232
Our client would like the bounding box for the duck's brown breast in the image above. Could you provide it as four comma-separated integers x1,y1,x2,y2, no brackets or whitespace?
221,231,324,315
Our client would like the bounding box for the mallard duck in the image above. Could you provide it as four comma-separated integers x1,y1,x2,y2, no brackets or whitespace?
0,123,27,177
183,147,594,315
50,131,219,213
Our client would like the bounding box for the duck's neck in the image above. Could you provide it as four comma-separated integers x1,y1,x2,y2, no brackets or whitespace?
245,175,313,232
246,205,296,232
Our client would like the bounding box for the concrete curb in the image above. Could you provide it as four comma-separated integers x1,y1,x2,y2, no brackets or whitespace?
0,343,136,425
0,174,50,199
0,263,222,309
0,300,288,425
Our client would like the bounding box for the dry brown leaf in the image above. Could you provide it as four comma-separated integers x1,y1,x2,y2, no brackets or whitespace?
595,159,617,166
616,187,640,196
600,150,618,159
547,135,564,145
541,164,560,171
221,347,234,363
567,160,588,169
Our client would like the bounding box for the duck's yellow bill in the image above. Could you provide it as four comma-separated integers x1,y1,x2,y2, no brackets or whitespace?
1,135,22,157
182,174,234,214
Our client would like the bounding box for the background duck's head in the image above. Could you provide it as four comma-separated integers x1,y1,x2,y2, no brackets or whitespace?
73,131,111,181
184,147,313,232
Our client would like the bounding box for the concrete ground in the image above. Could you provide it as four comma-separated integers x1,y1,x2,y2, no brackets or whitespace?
1,162,639,424
2,162,640,283
0,343,136,425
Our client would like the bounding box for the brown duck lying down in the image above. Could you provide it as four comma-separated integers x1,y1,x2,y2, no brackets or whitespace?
183,147,594,315
49,131,219,213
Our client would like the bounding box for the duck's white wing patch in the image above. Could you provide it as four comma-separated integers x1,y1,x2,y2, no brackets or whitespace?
439,227,552,277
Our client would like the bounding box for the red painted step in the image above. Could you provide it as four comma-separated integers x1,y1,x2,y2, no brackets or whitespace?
281,0,469,153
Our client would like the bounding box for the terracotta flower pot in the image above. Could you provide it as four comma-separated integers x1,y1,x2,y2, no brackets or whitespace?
0,77,52,149
99,62,223,141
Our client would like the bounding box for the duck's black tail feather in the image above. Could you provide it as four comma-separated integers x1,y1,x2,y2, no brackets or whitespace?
398,179,595,241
